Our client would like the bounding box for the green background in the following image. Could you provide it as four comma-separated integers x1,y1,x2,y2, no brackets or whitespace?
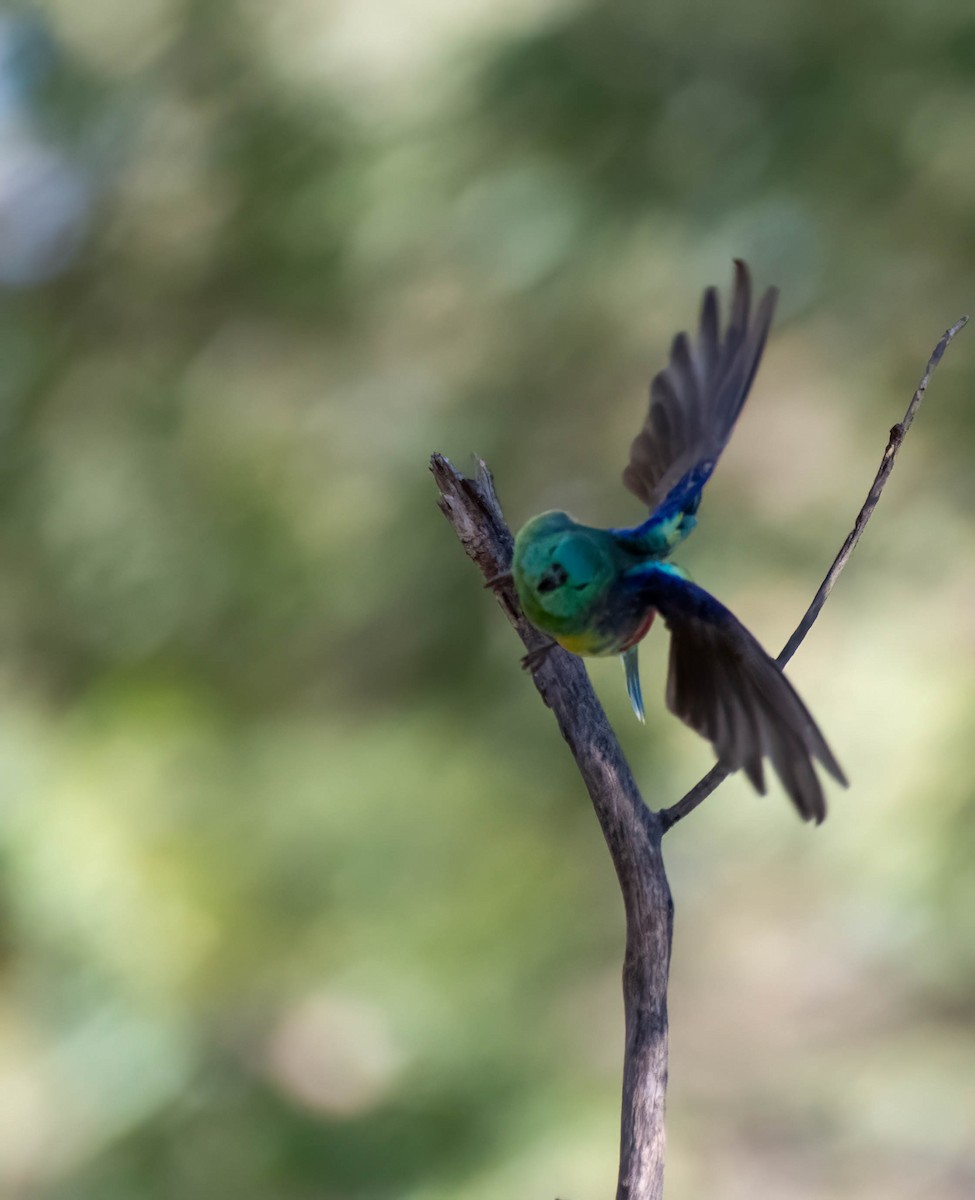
1,1,974,1197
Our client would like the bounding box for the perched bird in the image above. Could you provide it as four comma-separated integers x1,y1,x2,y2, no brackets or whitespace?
510,261,846,822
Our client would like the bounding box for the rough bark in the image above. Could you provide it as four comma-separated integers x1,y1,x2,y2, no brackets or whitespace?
431,455,672,1199
429,310,967,1200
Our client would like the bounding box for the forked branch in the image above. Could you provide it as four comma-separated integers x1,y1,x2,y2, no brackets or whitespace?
431,454,672,1200
430,312,966,1200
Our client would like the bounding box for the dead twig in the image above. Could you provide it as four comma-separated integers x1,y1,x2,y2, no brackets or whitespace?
429,312,967,1198
659,314,968,831
431,454,672,1200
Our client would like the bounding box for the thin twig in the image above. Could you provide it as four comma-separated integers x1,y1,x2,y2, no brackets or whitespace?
431,312,966,1199
431,454,673,1200
659,314,969,833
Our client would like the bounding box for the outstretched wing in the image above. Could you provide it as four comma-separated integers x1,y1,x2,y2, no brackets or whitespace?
625,564,846,822
620,261,778,544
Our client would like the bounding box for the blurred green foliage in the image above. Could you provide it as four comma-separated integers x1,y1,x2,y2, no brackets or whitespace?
0,0,972,1197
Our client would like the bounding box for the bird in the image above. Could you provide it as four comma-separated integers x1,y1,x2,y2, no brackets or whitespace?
509,260,846,822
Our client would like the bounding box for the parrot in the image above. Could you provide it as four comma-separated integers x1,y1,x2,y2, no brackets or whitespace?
509,261,846,823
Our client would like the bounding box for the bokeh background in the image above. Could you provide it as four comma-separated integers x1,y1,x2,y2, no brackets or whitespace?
0,1,973,1197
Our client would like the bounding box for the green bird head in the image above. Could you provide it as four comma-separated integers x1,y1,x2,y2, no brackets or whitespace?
512,511,616,638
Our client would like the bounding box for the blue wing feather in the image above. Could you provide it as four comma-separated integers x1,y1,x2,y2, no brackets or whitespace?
610,460,712,556
620,563,845,822
618,262,778,558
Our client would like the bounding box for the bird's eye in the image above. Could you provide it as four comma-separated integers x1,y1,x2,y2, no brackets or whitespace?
537,563,568,594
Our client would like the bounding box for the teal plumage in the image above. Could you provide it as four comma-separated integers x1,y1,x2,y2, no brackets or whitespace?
511,262,846,822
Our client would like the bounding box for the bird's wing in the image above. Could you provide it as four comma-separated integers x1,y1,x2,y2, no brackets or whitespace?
625,564,845,822
619,261,778,542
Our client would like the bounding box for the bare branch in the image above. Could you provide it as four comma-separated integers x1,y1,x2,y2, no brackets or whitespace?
659,314,969,833
431,453,672,1200
431,312,966,1196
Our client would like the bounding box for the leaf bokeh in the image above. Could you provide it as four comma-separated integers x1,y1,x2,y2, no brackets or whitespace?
0,1,974,1197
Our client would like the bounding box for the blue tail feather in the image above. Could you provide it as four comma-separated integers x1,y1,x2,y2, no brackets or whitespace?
622,647,645,723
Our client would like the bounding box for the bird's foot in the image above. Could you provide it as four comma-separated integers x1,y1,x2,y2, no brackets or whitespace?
483,570,514,591
521,640,558,672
